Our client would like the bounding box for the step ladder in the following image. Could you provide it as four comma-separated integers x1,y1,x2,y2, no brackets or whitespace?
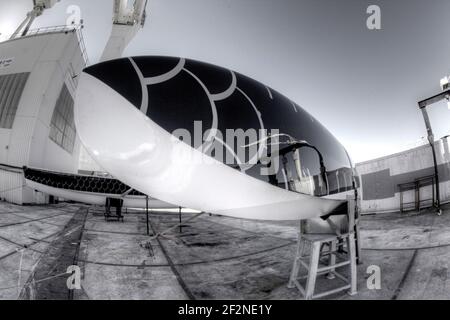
288,196,358,300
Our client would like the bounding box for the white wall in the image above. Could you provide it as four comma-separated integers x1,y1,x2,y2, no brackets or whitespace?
0,30,86,204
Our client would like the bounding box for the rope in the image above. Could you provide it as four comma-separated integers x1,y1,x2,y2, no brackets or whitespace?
0,215,85,295
147,212,204,241
0,272,68,292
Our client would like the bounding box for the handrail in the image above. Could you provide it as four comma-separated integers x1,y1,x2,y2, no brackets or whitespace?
398,175,436,213
397,175,436,190
4,25,90,66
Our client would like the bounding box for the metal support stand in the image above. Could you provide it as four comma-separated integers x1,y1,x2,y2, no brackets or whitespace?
146,196,150,236
421,108,441,213
355,194,363,265
288,196,358,299
418,89,450,215
179,207,182,233
145,212,204,241
104,197,124,222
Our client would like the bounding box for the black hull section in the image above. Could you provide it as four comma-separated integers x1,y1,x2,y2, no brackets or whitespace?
24,167,144,196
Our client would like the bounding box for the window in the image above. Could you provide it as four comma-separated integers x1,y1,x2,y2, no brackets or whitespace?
49,84,76,154
0,72,30,129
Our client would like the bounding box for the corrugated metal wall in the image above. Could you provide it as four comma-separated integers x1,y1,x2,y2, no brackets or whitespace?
0,168,24,204
356,138,450,214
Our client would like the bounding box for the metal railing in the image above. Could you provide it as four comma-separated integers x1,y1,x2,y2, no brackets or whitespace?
398,175,436,213
74,26,90,66
6,25,90,66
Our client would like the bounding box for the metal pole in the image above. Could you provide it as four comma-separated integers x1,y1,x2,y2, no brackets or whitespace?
179,207,182,233
10,15,30,39
146,196,149,236
421,107,441,212
21,12,37,37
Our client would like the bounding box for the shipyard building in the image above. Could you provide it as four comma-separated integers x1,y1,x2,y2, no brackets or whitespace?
0,27,88,204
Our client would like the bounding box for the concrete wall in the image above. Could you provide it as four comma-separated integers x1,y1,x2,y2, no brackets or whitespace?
356,137,450,214
0,30,86,204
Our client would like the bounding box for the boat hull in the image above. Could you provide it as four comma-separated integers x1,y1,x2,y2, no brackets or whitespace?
74,68,348,220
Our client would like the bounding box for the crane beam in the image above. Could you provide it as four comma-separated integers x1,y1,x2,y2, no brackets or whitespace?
100,0,148,62
10,0,60,39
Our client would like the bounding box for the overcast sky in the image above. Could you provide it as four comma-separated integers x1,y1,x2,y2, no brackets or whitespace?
1,0,450,163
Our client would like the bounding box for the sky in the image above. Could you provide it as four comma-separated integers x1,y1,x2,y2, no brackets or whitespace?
1,0,450,163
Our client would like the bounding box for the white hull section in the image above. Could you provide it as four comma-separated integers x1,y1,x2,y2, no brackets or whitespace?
74,73,345,221
25,179,173,209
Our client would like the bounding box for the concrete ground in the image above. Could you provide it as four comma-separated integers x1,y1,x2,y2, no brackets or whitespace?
0,201,450,300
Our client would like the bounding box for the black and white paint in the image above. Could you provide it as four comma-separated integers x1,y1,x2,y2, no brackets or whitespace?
84,56,355,198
